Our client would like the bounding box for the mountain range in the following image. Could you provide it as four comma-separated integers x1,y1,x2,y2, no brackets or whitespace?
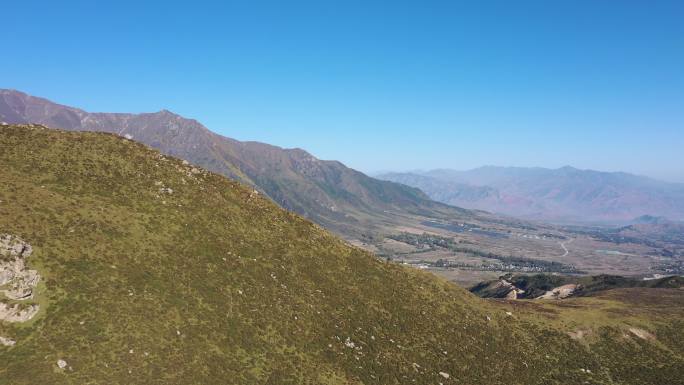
0,89,469,238
377,166,684,224
4,89,682,280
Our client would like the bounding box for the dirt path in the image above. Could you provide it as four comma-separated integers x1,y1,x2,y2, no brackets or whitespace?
559,238,574,257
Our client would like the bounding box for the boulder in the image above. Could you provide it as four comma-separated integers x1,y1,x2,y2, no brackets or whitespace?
0,336,16,346
0,302,40,322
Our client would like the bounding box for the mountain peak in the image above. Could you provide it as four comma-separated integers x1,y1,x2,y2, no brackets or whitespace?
156,108,177,116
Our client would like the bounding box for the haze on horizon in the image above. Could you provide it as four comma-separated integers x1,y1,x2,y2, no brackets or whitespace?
2,1,683,182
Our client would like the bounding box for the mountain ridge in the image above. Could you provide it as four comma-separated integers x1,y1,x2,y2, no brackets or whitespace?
0,89,469,238
377,166,684,224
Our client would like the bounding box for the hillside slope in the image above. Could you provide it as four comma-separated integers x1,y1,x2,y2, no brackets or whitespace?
0,89,467,237
0,125,683,384
378,167,684,223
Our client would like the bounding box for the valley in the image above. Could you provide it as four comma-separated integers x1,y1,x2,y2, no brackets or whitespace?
358,216,683,287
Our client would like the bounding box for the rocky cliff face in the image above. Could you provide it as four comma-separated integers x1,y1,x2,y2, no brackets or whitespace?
0,234,40,302
0,234,41,345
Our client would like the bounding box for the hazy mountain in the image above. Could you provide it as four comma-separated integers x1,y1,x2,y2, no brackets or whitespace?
0,89,467,237
377,166,684,224
2,124,683,384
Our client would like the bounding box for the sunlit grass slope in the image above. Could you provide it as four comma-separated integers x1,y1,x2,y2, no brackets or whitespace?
0,124,682,384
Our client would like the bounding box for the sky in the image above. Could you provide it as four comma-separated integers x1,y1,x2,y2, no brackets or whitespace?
3,1,684,182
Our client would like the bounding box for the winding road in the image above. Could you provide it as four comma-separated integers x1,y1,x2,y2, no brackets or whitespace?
559,238,574,257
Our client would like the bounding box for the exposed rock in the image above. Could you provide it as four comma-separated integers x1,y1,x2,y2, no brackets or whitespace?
0,336,16,346
0,235,40,301
0,235,41,349
568,329,592,340
492,279,525,299
57,359,68,369
0,234,32,260
0,269,13,285
628,327,655,341
439,371,450,379
537,284,579,300
4,285,33,300
343,337,356,349
0,302,40,322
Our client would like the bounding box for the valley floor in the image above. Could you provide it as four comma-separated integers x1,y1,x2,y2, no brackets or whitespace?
354,215,682,287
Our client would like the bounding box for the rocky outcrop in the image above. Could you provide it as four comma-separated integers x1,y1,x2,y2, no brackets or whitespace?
0,234,41,301
0,302,39,322
568,329,593,340
537,284,579,300
0,234,32,262
628,327,655,341
495,279,525,299
0,235,41,325
0,336,16,346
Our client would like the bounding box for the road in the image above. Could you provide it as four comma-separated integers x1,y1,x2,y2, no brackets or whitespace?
559,238,574,257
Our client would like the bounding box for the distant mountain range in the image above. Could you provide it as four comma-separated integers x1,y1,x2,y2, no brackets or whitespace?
0,89,468,237
377,166,684,224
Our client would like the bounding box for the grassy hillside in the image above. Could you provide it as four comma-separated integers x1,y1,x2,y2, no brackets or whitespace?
0,124,683,384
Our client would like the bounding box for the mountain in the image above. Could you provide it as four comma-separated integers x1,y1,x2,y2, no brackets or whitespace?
2,124,684,384
377,166,684,224
0,89,468,238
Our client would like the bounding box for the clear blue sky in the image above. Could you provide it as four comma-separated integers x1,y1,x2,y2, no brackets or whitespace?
3,1,683,182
